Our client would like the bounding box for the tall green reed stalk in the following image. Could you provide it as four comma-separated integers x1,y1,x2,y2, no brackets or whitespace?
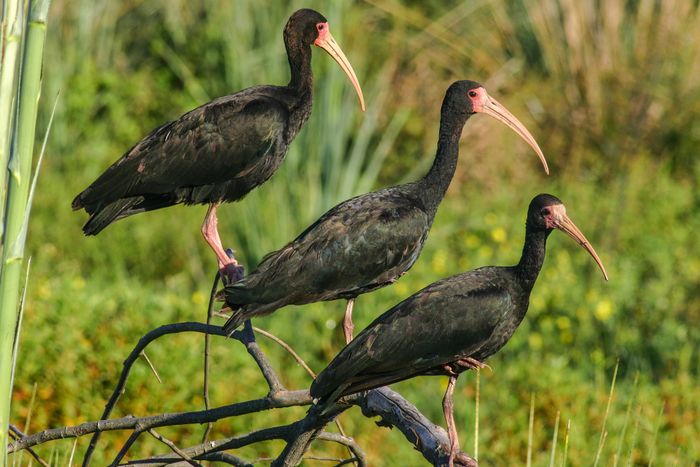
0,0,51,462
0,0,25,238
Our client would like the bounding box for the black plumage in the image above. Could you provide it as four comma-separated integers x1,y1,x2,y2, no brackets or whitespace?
72,9,365,277
310,194,608,466
222,80,549,342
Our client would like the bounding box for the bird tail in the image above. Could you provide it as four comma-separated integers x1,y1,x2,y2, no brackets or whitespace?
308,383,352,418
222,308,247,336
81,197,142,235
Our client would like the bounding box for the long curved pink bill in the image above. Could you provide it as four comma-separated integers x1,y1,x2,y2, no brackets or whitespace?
315,31,366,112
479,95,549,175
556,214,609,280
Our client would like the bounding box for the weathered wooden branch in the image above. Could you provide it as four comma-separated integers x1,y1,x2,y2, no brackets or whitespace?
9,304,478,466
8,423,49,467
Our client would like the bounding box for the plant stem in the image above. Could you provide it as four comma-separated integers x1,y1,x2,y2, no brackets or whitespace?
0,1,51,463
0,0,24,240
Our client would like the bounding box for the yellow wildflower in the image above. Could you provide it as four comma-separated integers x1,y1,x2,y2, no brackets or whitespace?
490,227,507,244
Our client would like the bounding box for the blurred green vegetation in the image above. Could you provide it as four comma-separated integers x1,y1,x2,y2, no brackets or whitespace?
10,0,700,465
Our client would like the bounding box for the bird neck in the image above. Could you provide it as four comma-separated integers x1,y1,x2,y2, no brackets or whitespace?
285,38,314,92
515,227,550,290
417,109,470,214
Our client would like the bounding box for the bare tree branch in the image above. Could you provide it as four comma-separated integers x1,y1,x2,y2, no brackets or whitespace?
121,450,251,466
359,387,478,466
238,320,284,392
10,319,478,466
8,389,312,453
8,423,50,467
316,432,366,467
111,428,142,466
82,322,229,465
250,324,353,461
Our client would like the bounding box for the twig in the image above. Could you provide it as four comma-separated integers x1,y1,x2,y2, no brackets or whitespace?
251,324,353,462
9,389,312,453
333,459,360,467
316,432,366,467
202,270,221,444
147,428,202,467
124,421,322,465
111,428,141,466
140,351,162,384
121,451,251,466
8,424,50,467
253,326,316,378
82,322,230,466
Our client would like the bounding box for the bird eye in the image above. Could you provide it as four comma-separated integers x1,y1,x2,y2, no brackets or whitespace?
317,23,325,31
540,207,550,216
468,90,478,98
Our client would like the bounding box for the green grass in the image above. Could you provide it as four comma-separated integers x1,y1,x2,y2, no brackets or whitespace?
8,0,700,465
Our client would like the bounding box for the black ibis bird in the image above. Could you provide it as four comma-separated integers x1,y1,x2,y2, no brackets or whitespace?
309,193,608,466
222,80,549,342
72,9,365,280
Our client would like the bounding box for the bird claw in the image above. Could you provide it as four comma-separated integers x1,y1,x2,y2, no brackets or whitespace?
455,357,491,372
218,248,244,285
442,364,459,377
454,452,478,467
443,357,492,376
219,262,244,285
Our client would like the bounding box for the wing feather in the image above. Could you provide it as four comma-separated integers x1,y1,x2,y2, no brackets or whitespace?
225,189,430,308
74,87,288,210
311,269,513,399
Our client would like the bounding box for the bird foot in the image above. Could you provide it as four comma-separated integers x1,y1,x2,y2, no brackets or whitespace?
219,263,244,285
454,452,478,467
443,357,491,376
455,357,491,372
218,248,244,285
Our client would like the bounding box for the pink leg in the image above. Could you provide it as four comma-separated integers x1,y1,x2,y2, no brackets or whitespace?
343,299,355,344
201,203,240,282
443,375,460,467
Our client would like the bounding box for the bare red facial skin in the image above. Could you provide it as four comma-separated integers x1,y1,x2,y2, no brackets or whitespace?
466,87,489,112
314,22,330,45
542,204,566,230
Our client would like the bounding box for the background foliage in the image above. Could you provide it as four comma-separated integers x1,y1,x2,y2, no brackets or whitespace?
11,0,700,465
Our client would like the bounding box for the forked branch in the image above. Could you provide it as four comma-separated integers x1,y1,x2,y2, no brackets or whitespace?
9,300,477,466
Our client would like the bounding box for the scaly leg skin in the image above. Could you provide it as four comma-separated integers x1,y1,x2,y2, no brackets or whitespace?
201,203,241,284
342,299,355,344
443,375,460,467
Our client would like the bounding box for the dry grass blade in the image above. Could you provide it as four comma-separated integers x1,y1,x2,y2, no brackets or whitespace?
251,325,352,458
549,410,560,467
561,419,570,467
67,438,78,466
253,326,316,378
614,372,640,466
625,406,642,466
646,402,665,466
526,392,535,467
594,361,619,466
